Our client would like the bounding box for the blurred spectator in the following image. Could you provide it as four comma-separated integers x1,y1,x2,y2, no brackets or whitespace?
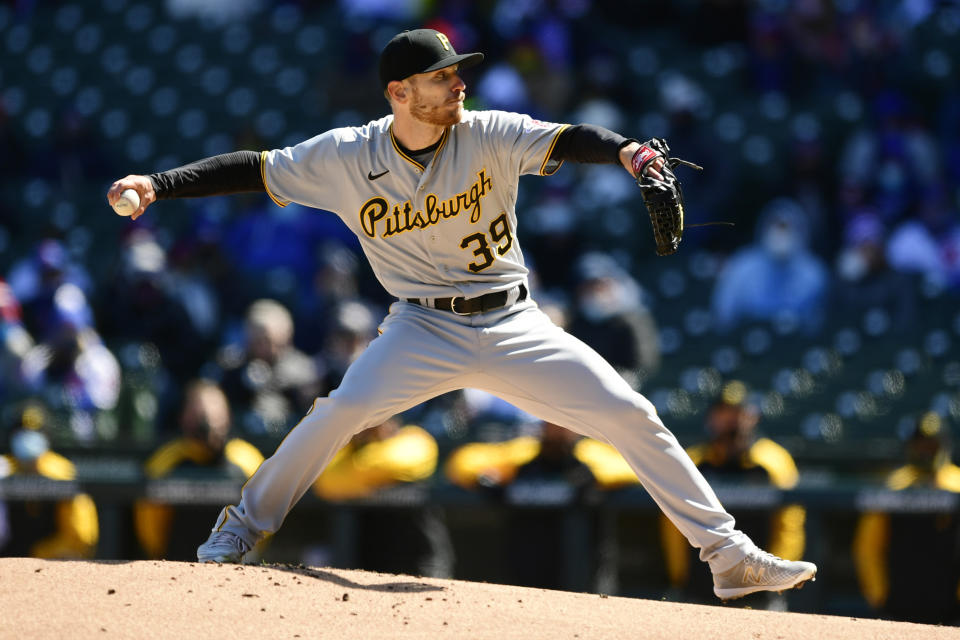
831,212,918,333
18,284,121,443
220,202,346,305
712,198,829,334
446,420,638,590
294,241,365,354
886,187,960,289
318,299,379,392
654,72,738,250
839,91,940,224
218,299,322,436
571,97,624,136
0,279,33,403
746,8,794,93
853,412,960,625
97,228,210,385
567,252,660,389
0,404,99,558
456,388,541,441
475,62,532,113
312,415,453,578
660,381,805,608
134,379,264,560
445,421,639,494
50,107,115,190
166,235,223,345
7,238,92,341
519,186,583,290
787,123,831,256
486,0,579,117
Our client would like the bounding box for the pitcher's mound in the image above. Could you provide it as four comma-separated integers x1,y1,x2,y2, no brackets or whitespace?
0,558,953,639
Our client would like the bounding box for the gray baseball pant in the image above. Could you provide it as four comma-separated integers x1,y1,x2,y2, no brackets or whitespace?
211,298,753,573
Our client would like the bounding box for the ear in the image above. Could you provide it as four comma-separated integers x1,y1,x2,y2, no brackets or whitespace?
387,80,408,103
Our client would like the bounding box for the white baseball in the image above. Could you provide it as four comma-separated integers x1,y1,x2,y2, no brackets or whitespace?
113,188,140,216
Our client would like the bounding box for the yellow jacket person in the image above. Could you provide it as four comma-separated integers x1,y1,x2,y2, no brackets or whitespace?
853,413,960,624
135,380,263,559
660,383,805,604
0,416,98,558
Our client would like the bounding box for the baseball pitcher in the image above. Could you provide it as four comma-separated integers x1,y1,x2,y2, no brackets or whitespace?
107,29,815,600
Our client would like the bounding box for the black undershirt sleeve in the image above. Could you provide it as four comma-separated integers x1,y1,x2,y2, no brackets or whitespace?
148,150,265,200
549,123,636,165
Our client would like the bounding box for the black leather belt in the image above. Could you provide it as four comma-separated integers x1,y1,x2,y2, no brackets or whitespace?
407,284,527,315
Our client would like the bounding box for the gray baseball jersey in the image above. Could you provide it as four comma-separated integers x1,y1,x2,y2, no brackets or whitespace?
207,109,755,575
261,110,565,300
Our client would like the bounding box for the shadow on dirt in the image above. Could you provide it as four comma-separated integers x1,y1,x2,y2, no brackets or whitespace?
257,562,445,593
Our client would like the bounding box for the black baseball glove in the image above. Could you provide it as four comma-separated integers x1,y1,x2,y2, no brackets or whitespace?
631,138,703,256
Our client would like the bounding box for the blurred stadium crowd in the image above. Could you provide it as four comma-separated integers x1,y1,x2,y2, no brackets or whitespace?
1,0,960,623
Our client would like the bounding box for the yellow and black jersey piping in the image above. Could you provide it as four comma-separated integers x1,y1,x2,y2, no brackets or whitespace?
389,125,450,171
260,150,288,207
539,124,570,176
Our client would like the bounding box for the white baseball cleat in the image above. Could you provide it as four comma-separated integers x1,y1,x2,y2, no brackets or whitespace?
197,531,250,564
713,548,817,601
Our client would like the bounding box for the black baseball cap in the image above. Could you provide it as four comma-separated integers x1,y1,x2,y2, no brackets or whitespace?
378,29,484,89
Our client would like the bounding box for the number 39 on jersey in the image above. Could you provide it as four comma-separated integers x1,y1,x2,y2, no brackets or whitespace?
460,212,513,273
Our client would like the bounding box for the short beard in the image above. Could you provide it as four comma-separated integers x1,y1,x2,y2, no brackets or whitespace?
409,87,462,127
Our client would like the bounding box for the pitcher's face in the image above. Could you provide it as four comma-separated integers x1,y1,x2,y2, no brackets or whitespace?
407,65,466,127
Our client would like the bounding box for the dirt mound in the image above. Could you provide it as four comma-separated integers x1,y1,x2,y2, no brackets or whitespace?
0,558,953,639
